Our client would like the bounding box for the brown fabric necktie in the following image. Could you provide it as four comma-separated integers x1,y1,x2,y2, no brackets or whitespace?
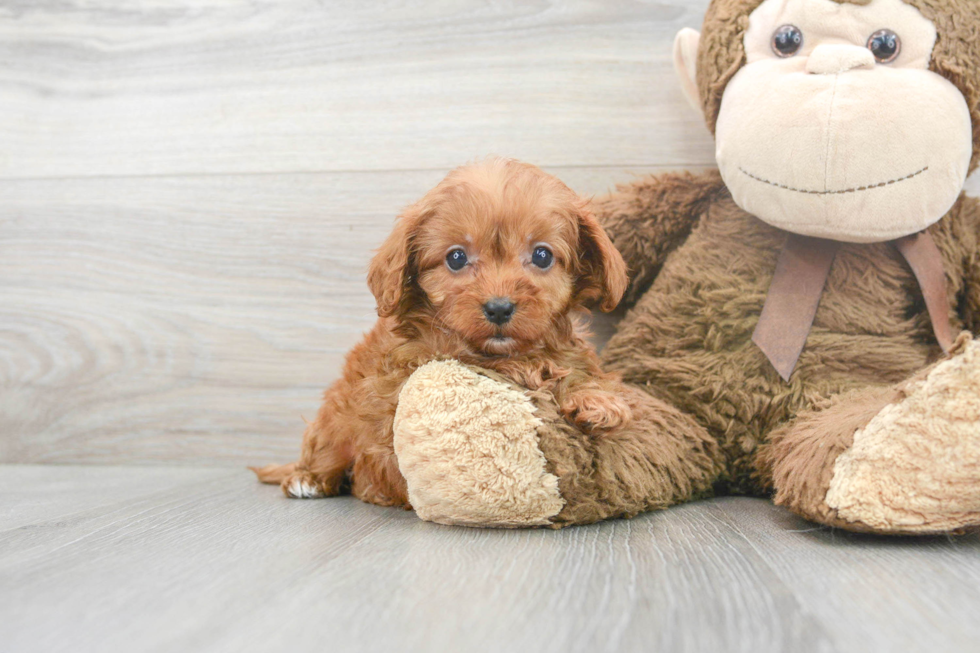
753,231,953,382
894,232,956,353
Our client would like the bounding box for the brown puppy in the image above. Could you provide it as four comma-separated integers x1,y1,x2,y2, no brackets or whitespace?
252,158,629,507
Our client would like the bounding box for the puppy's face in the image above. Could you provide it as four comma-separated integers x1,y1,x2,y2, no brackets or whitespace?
368,159,627,356
413,187,577,355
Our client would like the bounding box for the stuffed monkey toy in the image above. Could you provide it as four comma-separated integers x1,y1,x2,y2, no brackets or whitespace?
393,0,980,533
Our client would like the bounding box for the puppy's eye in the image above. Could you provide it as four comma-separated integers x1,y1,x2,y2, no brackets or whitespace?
446,248,468,271
531,246,554,270
867,29,901,63
771,25,803,58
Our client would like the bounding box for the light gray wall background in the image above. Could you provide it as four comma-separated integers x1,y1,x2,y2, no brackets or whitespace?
1,0,977,466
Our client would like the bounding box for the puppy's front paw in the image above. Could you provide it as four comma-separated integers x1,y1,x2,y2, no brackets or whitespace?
562,391,633,433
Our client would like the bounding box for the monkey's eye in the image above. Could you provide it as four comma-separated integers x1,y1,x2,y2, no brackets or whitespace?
771,25,803,58
446,248,468,271
867,29,901,63
531,246,554,270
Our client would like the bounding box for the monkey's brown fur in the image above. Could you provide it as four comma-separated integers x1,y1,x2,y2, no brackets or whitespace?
601,178,979,493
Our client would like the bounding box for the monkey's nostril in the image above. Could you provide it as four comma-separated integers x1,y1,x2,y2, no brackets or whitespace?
483,298,516,325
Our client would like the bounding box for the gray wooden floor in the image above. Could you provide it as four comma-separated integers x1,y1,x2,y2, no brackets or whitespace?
3,1,980,651
3,465,980,653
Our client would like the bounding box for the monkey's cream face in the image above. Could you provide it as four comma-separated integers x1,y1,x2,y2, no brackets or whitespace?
714,0,973,243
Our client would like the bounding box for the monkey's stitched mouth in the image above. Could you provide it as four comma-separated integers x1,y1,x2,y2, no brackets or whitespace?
738,166,929,195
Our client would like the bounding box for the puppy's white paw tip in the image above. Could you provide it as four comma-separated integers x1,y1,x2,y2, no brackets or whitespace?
286,476,323,499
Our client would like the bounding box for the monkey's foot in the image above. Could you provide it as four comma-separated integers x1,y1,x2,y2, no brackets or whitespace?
393,360,564,528
825,338,980,533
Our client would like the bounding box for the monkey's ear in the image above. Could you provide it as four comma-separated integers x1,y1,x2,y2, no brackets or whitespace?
367,204,423,318
673,28,703,119
575,201,628,313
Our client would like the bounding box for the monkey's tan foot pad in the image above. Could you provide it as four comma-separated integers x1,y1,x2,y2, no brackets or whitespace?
825,338,980,534
393,360,564,528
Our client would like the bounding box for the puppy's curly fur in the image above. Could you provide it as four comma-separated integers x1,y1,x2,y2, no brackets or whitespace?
252,158,630,507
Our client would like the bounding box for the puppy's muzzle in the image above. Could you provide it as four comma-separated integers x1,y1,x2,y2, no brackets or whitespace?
483,298,515,325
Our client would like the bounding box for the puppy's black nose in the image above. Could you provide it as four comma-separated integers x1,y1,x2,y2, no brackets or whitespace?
483,298,515,325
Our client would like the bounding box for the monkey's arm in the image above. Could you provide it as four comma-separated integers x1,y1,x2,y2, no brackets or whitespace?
593,169,725,304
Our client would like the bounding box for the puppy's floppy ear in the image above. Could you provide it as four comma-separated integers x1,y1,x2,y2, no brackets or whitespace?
574,200,628,312
367,203,424,318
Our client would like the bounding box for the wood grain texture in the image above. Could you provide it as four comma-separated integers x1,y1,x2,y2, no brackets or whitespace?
0,0,715,179
0,465,225,531
0,166,662,465
2,465,979,653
